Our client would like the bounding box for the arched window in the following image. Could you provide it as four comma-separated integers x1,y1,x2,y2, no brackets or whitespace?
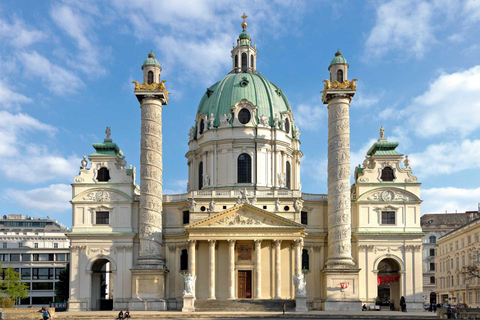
285,118,290,134
180,249,188,271
199,119,205,134
429,236,437,243
159,74,161,83
198,162,203,189
97,167,110,182
302,249,309,271
250,55,254,70
286,161,291,189
238,108,251,124
337,69,343,82
237,153,251,183
241,53,247,72
147,71,154,84
235,55,238,69
381,167,395,181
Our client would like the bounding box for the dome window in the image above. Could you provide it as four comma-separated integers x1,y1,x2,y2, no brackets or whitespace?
198,162,203,189
250,55,254,70
381,166,395,182
285,119,290,134
238,108,251,124
337,69,343,83
239,76,249,87
286,161,291,189
199,119,205,134
147,71,154,85
235,55,238,69
241,52,247,72
97,167,110,182
237,153,252,183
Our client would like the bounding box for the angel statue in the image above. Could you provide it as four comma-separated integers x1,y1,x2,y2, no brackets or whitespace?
183,273,196,296
293,274,307,296
105,126,112,142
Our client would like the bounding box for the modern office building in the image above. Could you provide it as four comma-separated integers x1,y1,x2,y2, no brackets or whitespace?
0,214,70,306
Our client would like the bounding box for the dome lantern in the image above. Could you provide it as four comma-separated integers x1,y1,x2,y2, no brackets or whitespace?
142,50,162,84
231,13,257,73
328,50,349,83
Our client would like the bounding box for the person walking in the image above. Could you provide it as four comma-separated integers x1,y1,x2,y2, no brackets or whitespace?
282,302,286,315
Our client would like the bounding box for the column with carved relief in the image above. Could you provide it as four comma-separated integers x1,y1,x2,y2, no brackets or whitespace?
274,240,282,299
208,240,216,299
228,240,236,299
254,240,262,299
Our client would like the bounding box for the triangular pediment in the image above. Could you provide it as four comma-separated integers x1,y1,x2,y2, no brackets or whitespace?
186,204,304,228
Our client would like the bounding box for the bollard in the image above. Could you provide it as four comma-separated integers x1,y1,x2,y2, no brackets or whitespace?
0,311,5,319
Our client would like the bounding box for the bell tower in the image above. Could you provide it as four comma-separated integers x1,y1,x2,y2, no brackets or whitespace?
321,50,361,310
129,51,169,311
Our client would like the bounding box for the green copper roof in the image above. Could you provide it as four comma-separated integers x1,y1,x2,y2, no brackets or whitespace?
239,30,250,40
142,51,161,69
90,141,124,158
329,50,348,68
366,140,402,156
197,73,291,127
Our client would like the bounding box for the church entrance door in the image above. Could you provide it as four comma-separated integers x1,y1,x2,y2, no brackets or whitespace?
91,259,114,311
238,270,252,299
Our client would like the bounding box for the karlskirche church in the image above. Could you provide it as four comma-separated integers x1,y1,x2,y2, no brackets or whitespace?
67,17,424,312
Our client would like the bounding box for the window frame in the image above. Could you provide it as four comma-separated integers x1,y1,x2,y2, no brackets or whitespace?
237,153,252,184
381,211,396,225
95,211,110,225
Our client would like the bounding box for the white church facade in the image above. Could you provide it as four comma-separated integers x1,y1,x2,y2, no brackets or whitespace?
67,17,424,312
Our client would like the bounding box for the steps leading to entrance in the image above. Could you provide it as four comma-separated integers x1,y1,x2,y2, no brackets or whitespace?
194,299,295,311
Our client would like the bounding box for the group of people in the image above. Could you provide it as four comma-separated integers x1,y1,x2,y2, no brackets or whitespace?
117,310,131,319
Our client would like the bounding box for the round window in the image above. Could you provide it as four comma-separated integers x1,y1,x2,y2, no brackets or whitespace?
200,206,206,212
284,206,290,211
238,108,251,124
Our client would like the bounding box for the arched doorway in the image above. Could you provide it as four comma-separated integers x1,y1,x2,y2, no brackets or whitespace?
377,258,401,310
91,259,113,310
430,292,436,304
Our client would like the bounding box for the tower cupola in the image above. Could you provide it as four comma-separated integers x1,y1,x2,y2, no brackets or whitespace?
231,13,257,73
328,50,348,83
142,51,162,84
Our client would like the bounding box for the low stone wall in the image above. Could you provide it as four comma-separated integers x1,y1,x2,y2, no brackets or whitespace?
4,307,55,319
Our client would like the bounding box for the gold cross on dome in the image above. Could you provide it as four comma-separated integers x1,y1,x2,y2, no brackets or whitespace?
241,13,248,22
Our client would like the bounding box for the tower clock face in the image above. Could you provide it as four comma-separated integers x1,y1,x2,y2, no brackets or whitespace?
382,190,394,202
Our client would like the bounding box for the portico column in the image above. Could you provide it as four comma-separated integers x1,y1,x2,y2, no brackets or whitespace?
208,240,216,299
254,240,262,299
188,240,196,276
274,240,282,299
228,240,236,299
294,239,303,275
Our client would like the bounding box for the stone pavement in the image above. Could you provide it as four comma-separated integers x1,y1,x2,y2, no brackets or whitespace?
6,310,438,320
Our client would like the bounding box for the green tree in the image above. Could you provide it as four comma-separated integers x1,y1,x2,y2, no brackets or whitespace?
55,265,70,302
1,267,28,304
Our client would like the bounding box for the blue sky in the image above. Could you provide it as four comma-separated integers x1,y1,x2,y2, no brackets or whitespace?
1,0,480,227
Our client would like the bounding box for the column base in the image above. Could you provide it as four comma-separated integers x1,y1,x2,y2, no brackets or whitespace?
322,300,362,311
321,266,362,311
207,297,216,300
130,267,168,310
182,294,195,312
295,296,308,312
67,298,87,311
128,298,167,311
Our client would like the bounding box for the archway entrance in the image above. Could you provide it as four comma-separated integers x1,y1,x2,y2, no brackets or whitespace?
91,259,113,310
430,292,436,304
377,258,401,310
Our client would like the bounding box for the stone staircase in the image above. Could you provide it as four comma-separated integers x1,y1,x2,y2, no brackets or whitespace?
194,299,295,311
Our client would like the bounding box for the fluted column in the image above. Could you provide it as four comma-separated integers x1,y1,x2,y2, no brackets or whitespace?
294,239,303,275
188,240,196,276
138,97,164,263
325,94,355,267
208,240,216,299
274,240,282,299
254,240,262,299
228,240,236,299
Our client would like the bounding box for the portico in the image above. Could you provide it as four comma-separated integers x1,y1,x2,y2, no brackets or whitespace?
184,204,305,300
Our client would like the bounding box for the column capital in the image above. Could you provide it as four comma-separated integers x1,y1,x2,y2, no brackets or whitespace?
188,240,197,245
313,246,322,252
228,239,236,246
293,239,304,247
254,239,262,245
274,239,282,246
208,239,217,245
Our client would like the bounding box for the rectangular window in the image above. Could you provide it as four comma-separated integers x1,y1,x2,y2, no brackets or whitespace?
476,233,479,242
55,268,65,280
95,211,109,225
2,243,6,249
33,254,54,262
381,211,395,225
32,268,52,280
32,282,54,290
461,239,465,248
182,211,189,225
10,254,20,261
19,243,23,248
301,211,308,225
0,254,8,261
20,297,30,305
430,277,435,284
429,248,435,256
34,243,38,249
54,243,58,249
31,297,52,305
430,262,435,271
22,254,31,261
21,268,31,280
468,235,472,245
55,254,67,261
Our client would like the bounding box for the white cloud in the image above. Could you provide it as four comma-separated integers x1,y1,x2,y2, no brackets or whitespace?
405,65,480,138
365,0,434,59
0,80,32,110
50,4,105,75
164,178,188,195
19,51,84,95
302,155,327,183
5,184,71,213
293,102,326,131
353,92,380,108
0,17,45,48
464,0,480,23
421,187,480,214
409,139,480,178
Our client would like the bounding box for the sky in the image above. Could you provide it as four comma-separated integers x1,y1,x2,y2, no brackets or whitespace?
1,0,480,227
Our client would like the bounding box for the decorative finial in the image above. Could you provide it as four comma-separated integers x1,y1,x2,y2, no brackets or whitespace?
241,13,248,30
404,155,411,168
148,50,155,59
335,49,342,56
105,126,112,142
81,155,88,169
379,126,385,139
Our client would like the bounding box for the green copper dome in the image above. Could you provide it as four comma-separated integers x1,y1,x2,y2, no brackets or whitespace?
197,73,291,127
329,50,348,68
142,51,161,69
239,30,250,40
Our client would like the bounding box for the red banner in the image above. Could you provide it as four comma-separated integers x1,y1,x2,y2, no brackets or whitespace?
377,275,400,285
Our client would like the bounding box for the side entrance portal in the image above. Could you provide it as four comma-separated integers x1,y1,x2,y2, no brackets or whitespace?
238,270,252,299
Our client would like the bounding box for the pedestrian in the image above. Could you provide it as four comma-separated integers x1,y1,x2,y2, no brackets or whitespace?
429,303,433,312
125,310,131,319
446,305,452,319
433,303,437,312
117,310,124,320
282,302,286,315
42,309,51,320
